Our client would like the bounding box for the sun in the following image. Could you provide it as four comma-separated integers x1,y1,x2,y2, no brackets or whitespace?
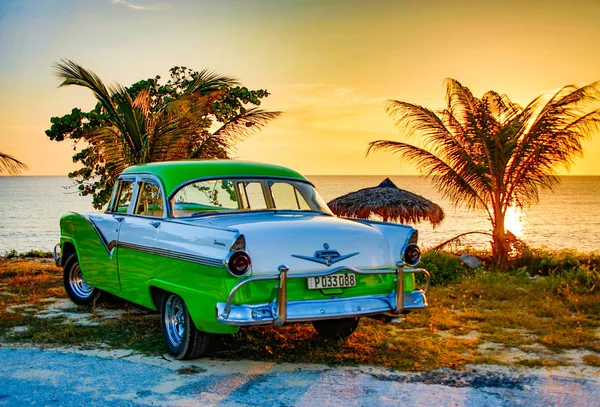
505,206,525,238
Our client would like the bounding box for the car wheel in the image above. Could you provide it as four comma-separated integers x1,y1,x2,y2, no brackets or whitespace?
160,292,210,360
312,317,360,339
63,254,101,306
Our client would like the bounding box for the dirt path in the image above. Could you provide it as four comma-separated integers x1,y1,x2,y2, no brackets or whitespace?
1,345,599,406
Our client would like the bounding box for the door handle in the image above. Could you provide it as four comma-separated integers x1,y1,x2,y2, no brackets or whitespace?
115,217,124,222
151,221,161,228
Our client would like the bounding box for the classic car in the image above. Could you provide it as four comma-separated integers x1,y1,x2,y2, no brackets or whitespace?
56,160,430,359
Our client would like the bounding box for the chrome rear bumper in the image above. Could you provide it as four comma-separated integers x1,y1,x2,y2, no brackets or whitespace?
216,262,430,326
53,243,62,267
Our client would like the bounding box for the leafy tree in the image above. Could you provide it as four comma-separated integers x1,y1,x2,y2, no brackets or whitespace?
46,61,280,209
0,152,28,174
369,79,600,267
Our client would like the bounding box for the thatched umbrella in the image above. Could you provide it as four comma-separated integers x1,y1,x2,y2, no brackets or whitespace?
327,178,445,227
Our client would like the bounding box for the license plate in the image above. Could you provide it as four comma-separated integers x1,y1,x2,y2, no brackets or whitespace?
307,273,356,290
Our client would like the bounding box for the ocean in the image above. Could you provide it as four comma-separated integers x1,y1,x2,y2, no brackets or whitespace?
0,176,598,254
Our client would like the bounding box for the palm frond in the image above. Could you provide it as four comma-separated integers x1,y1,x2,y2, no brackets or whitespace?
147,112,204,162
111,85,145,154
482,91,522,125
86,127,129,177
0,152,29,174
385,100,450,143
164,92,214,120
429,231,492,252
132,89,152,118
505,81,600,206
367,140,491,217
189,133,231,160
212,108,281,141
384,100,493,203
191,108,280,159
564,108,600,134
54,59,119,119
183,69,239,96
444,78,479,127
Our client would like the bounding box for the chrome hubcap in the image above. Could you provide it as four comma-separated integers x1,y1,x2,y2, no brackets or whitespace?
69,263,94,298
165,295,186,347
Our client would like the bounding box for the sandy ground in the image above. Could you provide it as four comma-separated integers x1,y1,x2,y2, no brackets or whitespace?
2,291,600,406
6,296,600,371
1,345,599,407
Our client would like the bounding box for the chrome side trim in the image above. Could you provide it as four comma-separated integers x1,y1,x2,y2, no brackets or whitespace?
118,241,223,268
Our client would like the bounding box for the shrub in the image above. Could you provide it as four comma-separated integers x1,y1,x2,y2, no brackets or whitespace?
3,250,53,259
513,247,600,293
418,250,479,286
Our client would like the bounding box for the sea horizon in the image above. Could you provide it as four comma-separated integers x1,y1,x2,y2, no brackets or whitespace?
1,175,599,254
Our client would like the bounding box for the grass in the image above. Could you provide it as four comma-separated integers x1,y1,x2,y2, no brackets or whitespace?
1,250,599,371
3,249,54,259
515,359,565,368
583,354,600,367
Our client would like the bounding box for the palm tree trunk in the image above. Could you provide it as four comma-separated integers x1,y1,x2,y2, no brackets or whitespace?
492,209,508,269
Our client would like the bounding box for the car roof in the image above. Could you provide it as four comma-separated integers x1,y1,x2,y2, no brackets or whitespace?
121,160,308,196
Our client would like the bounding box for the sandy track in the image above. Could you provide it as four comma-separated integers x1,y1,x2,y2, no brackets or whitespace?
1,345,599,406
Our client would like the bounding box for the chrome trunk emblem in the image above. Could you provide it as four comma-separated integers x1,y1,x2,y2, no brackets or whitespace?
292,243,358,267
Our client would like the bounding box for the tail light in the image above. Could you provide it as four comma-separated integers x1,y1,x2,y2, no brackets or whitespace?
403,244,421,266
227,251,251,277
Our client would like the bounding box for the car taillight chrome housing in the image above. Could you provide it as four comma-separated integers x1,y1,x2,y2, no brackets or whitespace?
403,243,421,266
226,251,251,277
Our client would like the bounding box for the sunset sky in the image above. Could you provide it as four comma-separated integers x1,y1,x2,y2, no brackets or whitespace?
1,0,599,176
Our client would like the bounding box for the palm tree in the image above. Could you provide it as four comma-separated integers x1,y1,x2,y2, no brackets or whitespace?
368,79,600,267
0,152,28,174
54,60,280,207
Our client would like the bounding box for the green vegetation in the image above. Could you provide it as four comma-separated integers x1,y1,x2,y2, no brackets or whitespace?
419,250,479,286
3,250,54,259
422,247,599,292
1,250,598,370
46,61,280,209
368,79,600,268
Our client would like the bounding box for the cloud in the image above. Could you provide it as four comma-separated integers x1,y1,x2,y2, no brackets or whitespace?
112,0,170,11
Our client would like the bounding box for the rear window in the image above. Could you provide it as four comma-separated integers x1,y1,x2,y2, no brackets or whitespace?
170,178,332,218
172,180,239,217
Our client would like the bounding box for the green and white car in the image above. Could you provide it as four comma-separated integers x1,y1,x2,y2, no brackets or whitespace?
56,160,430,359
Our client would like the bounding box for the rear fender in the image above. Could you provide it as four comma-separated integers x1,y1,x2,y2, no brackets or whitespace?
149,279,239,335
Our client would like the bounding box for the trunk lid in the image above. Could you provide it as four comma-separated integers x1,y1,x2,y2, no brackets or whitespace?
194,212,394,275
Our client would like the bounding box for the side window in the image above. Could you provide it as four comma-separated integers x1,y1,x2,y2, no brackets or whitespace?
112,179,134,214
270,182,310,210
240,181,267,209
135,181,164,217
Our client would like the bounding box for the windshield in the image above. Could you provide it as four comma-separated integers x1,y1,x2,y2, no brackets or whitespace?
171,178,333,218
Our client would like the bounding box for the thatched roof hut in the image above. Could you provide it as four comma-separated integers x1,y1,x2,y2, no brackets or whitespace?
327,178,445,227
